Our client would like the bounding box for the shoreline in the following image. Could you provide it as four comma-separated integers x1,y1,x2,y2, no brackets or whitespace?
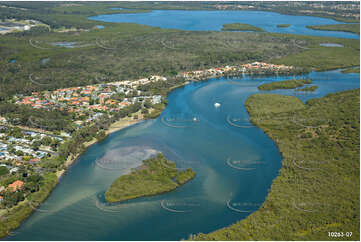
57,116,144,179
3,69,358,238
0,115,145,239
191,89,360,240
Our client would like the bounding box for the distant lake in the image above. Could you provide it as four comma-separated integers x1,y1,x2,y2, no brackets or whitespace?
89,10,360,39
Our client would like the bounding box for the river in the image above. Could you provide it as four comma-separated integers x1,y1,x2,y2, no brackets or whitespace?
8,68,360,240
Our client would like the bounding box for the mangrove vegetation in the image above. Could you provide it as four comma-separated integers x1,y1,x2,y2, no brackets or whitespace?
105,153,195,203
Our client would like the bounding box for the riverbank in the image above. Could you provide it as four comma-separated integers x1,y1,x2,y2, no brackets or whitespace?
0,113,145,238
58,113,145,178
192,89,360,240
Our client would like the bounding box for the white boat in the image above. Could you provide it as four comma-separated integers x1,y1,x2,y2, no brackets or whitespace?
214,102,221,108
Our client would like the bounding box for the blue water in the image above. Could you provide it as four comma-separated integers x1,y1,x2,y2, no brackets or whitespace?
9,69,360,241
89,10,360,39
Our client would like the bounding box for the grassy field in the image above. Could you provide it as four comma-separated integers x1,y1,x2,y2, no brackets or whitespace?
221,23,264,32
258,79,311,90
105,153,195,203
307,24,360,35
191,89,360,240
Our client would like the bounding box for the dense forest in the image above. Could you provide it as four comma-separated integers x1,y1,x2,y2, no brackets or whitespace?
0,27,311,98
192,89,360,240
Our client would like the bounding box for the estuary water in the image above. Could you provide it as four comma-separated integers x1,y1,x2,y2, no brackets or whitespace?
9,69,360,241
89,10,360,39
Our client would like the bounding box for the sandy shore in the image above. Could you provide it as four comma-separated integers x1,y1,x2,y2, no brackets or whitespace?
56,113,144,178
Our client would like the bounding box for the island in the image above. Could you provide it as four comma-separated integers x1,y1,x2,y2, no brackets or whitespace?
295,85,318,92
277,24,291,28
192,89,360,240
257,79,312,90
306,23,360,35
221,23,264,32
105,153,195,203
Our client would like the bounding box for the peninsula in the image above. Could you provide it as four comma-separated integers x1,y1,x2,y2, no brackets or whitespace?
192,89,360,240
221,23,264,32
306,23,360,35
257,79,312,90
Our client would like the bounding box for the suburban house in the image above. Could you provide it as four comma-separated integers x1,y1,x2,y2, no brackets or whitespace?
8,180,24,192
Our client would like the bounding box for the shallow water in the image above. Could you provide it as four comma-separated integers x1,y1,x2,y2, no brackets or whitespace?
9,69,360,241
89,10,360,39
